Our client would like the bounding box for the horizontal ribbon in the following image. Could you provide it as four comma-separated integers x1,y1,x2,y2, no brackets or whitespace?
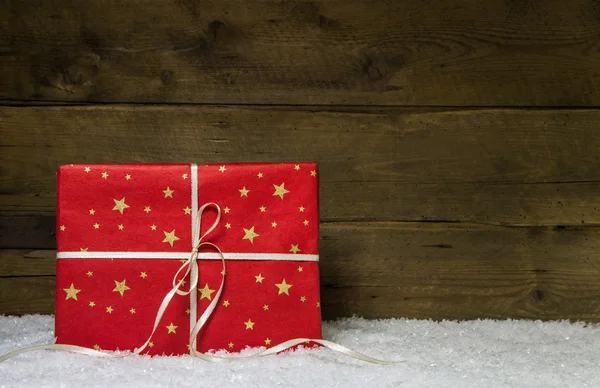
56,252,319,261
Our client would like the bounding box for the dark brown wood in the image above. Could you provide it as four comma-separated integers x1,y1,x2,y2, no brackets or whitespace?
0,250,56,276
0,216,56,249
2,106,600,225
3,222,600,321
1,0,600,105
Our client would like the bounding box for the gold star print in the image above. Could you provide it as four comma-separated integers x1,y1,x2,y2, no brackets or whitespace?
140,272,148,278
183,206,192,214
106,306,114,313
113,279,130,296
60,225,66,231
182,173,188,179
255,274,265,283
84,167,91,173
112,197,130,214
187,344,191,350
102,171,109,179
303,220,309,226
144,206,151,213
125,174,131,180
166,323,178,334
118,224,124,231
263,304,269,311
63,283,80,301
225,223,231,229
199,283,215,300
221,269,226,276
80,247,88,252
273,183,290,199
87,270,93,277
162,230,180,247
89,301,95,307
163,187,174,198
265,338,272,345
148,342,154,348
300,296,306,302
151,224,157,231
294,165,300,171
180,279,187,286
228,342,234,349
299,206,305,212
311,170,317,177
271,222,277,228
257,172,263,178
289,244,301,254
259,206,266,212
242,226,259,243
316,301,320,308
244,319,255,330
130,308,136,314
93,344,100,350
89,209,95,215
93,223,100,229
275,279,292,295
219,166,226,173
223,300,230,307
297,266,303,272
186,308,191,315
239,186,250,197
224,207,231,213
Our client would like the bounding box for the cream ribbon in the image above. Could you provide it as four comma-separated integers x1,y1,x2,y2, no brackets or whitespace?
0,203,400,365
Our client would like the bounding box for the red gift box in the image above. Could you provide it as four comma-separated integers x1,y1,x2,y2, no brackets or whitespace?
55,163,322,356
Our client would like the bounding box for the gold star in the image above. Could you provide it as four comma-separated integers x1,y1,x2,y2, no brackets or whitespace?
228,342,234,349
182,173,188,179
255,274,265,283
183,206,192,214
219,166,226,173
242,226,259,243
118,224,124,230
112,197,130,214
297,266,303,272
289,244,301,254
166,323,178,334
113,279,130,296
275,279,292,295
148,342,154,348
257,172,263,178
144,206,151,213
259,206,266,212
223,300,230,307
130,308,136,314
162,230,180,247
187,344,191,350
151,224,157,231
272,183,290,199
106,306,113,313
224,207,230,213
80,247,88,252
263,304,269,311
140,272,148,278
60,225,66,231
87,270,93,277
186,308,191,315
265,338,271,345
316,301,320,308
93,223,100,229
244,319,255,330
89,209,95,215
221,269,226,276
180,279,187,286
93,344,100,350
294,164,300,171
299,206,305,212
199,283,215,300
303,220,309,226
310,170,317,177
163,187,174,198
300,296,306,302
225,223,231,229
89,301,95,307
101,171,109,179
84,167,91,173
239,186,250,197
63,283,80,301
125,174,131,180
271,221,277,228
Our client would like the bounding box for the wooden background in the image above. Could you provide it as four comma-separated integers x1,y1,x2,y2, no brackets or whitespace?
1,0,600,321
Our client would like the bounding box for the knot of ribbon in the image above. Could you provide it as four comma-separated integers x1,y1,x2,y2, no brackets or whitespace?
0,203,399,365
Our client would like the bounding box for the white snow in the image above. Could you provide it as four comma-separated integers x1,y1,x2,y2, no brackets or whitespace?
1,315,599,388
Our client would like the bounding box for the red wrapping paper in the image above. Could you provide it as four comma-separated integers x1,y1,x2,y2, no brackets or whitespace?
55,163,321,355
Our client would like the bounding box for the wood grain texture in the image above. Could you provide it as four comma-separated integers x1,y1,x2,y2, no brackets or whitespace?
0,216,56,249
2,0,600,105
2,222,600,320
2,105,600,225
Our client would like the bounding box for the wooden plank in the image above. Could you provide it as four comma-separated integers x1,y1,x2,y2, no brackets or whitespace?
0,216,56,249
2,105,600,225
0,250,55,276
0,277,55,315
1,0,600,106
2,222,600,321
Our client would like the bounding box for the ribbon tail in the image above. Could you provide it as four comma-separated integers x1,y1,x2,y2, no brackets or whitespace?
0,343,126,363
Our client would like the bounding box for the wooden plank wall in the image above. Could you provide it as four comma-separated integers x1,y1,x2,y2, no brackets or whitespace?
1,0,600,321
